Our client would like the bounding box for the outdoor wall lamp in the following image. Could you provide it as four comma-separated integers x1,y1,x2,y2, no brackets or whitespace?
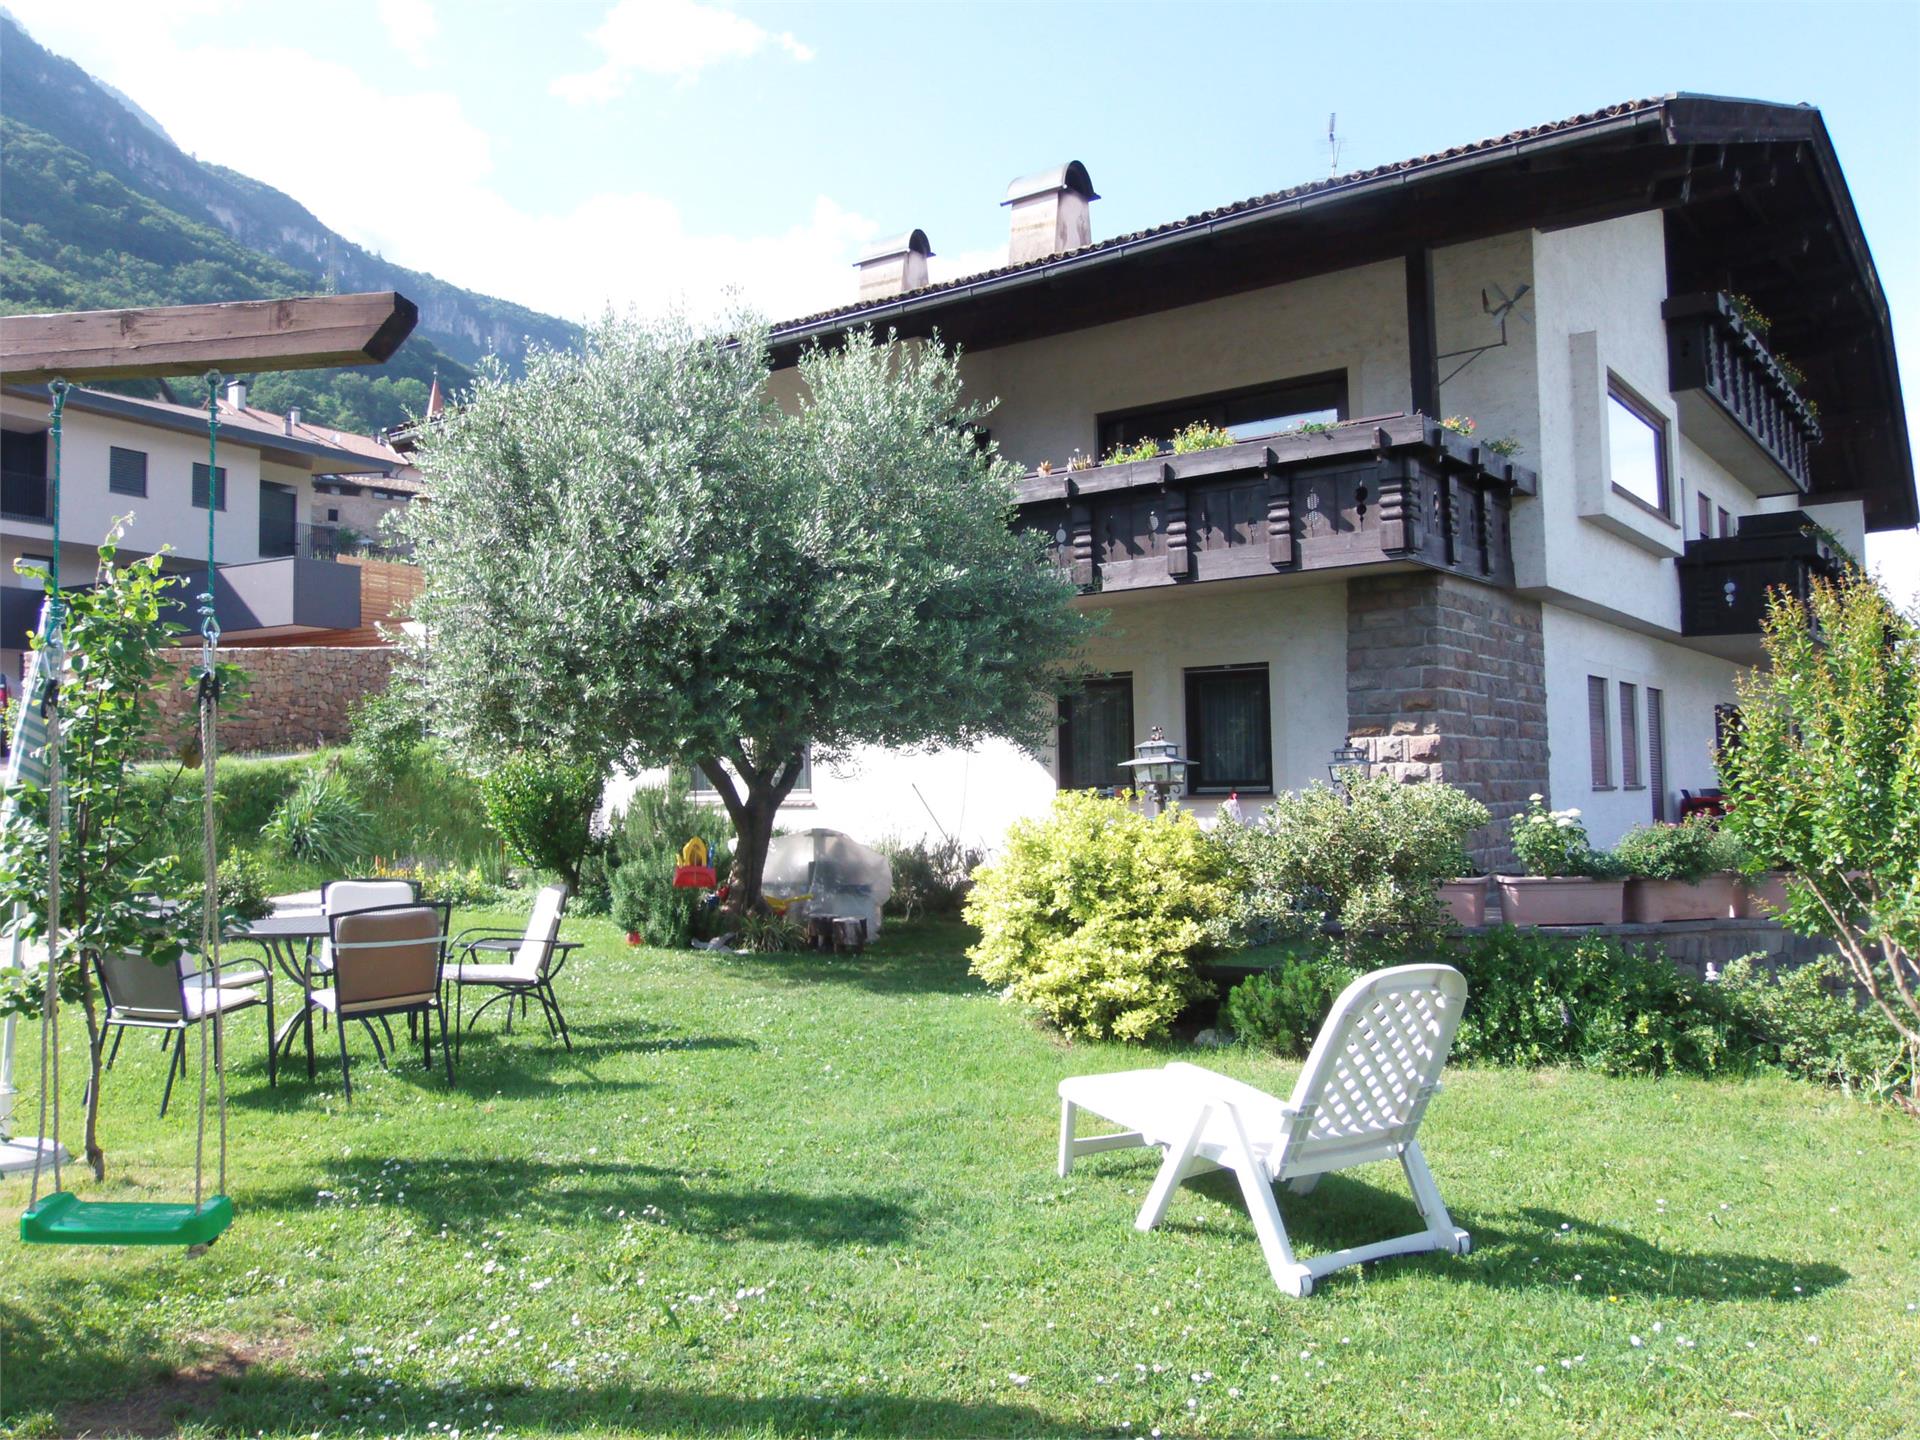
1328,739,1371,796
1120,726,1193,816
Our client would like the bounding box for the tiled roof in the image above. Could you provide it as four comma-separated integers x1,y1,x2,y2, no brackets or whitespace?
770,97,1671,336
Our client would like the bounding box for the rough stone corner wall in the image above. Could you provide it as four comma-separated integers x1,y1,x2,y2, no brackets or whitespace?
1346,573,1549,871
150,646,395,755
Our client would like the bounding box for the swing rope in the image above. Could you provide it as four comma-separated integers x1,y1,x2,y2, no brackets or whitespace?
28,381,69,1207
23,373,230,1229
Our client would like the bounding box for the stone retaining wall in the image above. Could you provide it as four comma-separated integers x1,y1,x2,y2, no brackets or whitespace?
1469,915,1838,980
1346,573,1550,871
150,645,394,755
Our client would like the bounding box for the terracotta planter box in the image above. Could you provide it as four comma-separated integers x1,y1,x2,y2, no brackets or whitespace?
1438,876,1489,928
1624,874,1739,923
1735,872,1794,919
1495,875,1627,927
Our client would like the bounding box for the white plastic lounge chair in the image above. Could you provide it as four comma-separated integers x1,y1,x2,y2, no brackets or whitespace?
1057,963,1471,1297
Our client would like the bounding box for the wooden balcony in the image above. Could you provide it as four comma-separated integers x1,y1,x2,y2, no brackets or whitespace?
1663,292,1821,498
1676,511,1835,650
1014,416,1533,594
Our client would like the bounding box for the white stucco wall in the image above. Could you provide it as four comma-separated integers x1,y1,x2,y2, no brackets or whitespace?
1541,601,1738,847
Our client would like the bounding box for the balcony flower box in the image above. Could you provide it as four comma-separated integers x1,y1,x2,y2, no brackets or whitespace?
1623,874,1740,923
1734,872,1795,920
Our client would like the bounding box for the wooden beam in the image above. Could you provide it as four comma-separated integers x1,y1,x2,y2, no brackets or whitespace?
1405,247,1439,418
1,292,418,384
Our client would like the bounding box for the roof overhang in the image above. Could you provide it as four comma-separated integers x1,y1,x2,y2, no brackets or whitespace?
769,95,1912,531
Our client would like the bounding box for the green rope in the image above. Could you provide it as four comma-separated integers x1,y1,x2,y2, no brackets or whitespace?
46,381,67,626
199,372,223,655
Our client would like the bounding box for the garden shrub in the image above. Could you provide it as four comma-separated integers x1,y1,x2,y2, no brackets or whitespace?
214,755,314,840
1224,946,1359,1055
736,910,807,953
1614,817,1741,881
262,767,374,870
215,852,275,924
964,790,1233,1042
1509,794,1621,877
477,751,605,891
1717,956,1913,1099
348,686,425,788
877,833,981,920
1448,926,1735,1076
607,785,731,948
369,858,503,908
1212,777,1488,964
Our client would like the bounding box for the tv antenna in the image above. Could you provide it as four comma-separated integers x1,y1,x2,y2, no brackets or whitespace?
1328,113,1345,177
1436,281,1535,386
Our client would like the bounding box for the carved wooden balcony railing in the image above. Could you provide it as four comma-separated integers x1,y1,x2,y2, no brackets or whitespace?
1015,416,1534,594
1663,292,1821,498
1676,510,1836,638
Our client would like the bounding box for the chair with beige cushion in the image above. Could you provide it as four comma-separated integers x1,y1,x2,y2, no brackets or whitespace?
95,949,275,1117
444,884,578,1055
313,902,453,1101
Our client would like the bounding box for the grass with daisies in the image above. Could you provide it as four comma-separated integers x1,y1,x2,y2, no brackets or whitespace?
2,915,1916,1438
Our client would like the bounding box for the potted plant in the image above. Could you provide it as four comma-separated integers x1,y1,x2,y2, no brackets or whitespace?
1614,818,1741,922
1734,870,1795,919
1436,842,1489,928
1496,796,1627,926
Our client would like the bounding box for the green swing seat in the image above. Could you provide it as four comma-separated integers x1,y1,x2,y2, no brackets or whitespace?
20,1191,234,1248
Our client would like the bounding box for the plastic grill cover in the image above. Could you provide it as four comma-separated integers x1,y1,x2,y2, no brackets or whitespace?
760,829,893,934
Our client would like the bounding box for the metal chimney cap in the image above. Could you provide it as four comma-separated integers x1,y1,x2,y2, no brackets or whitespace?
1002,161,1098,206
854,229,934,266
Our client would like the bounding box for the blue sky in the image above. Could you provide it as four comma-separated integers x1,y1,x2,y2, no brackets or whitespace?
8,0,1918,590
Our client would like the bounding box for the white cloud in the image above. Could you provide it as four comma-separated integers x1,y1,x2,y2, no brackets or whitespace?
378,0,440,67
551,0,813,104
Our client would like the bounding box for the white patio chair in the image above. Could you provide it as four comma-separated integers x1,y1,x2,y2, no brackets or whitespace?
443,884,579,1054
1057,963,1472,1297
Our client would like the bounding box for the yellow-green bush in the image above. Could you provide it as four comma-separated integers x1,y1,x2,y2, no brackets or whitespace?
964,790,1232,1041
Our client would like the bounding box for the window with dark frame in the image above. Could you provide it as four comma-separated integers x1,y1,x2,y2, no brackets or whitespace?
1718,505,1732,538
108,446,148,497
1588,675,1613,789
1057,674,1135,792
1619,681,1642,789
1697,491,1712,540
1184,664,1272,794
1606,381,1669,515
191,461,227,511
1097,372,1347,456
1647,687,1667,821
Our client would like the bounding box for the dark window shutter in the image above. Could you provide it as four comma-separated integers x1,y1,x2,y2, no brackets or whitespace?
108,446,147,497
192,462,227,510
1647,688,1667,821
1588,675,1611,788
1697,492,1712,539
1619,682,1640,788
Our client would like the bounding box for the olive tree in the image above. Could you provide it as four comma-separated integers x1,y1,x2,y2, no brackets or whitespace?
401,315,1091,909
1717,567,1920,1102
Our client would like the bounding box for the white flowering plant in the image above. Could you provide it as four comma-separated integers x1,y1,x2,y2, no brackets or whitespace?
1509,794,1618,878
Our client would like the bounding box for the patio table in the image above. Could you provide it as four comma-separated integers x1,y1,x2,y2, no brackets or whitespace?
233,911,329,1079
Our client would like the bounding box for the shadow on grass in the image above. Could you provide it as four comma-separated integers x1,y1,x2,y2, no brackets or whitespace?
0,1303,1055,1437
718,920,986,998
241,1152,918,1249
1162,1171,1848,1301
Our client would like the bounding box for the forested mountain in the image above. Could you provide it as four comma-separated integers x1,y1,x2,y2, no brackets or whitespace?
0,12,582,434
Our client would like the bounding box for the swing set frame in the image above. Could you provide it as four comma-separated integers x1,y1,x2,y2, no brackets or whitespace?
2,292,417,1251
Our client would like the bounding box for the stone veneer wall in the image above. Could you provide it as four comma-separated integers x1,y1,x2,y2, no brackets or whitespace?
149,646,395,755
1346,573,1549,870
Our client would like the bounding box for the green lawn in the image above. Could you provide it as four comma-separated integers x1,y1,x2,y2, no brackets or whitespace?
2,917,1916,1438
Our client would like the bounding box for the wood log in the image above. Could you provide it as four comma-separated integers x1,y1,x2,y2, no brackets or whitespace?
2,293,418,384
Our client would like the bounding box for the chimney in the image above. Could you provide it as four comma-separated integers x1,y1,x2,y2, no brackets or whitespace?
225,378,249,409
853,230,933,302
285,406,301,436
1003,162,1098,265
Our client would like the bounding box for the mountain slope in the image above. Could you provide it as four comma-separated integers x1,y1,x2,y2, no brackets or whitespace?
0,12,581,432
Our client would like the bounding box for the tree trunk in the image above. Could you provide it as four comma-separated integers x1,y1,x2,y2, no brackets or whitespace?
729,792,782,914
78,971,104,1181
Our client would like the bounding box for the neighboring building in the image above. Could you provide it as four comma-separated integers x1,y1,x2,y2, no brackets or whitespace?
622,95,1913,863
1,380,424,681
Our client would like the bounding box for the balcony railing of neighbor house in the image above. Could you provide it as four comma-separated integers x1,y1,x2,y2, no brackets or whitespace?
2,468,51,524
1663,292,1821,498
1675,510,1836,638
1014,415,1535,594
258,520,413,563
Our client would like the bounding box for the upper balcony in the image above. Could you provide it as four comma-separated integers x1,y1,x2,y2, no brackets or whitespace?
1014,415,1535,596
1663,292,1821,498
1675,509,1836,661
